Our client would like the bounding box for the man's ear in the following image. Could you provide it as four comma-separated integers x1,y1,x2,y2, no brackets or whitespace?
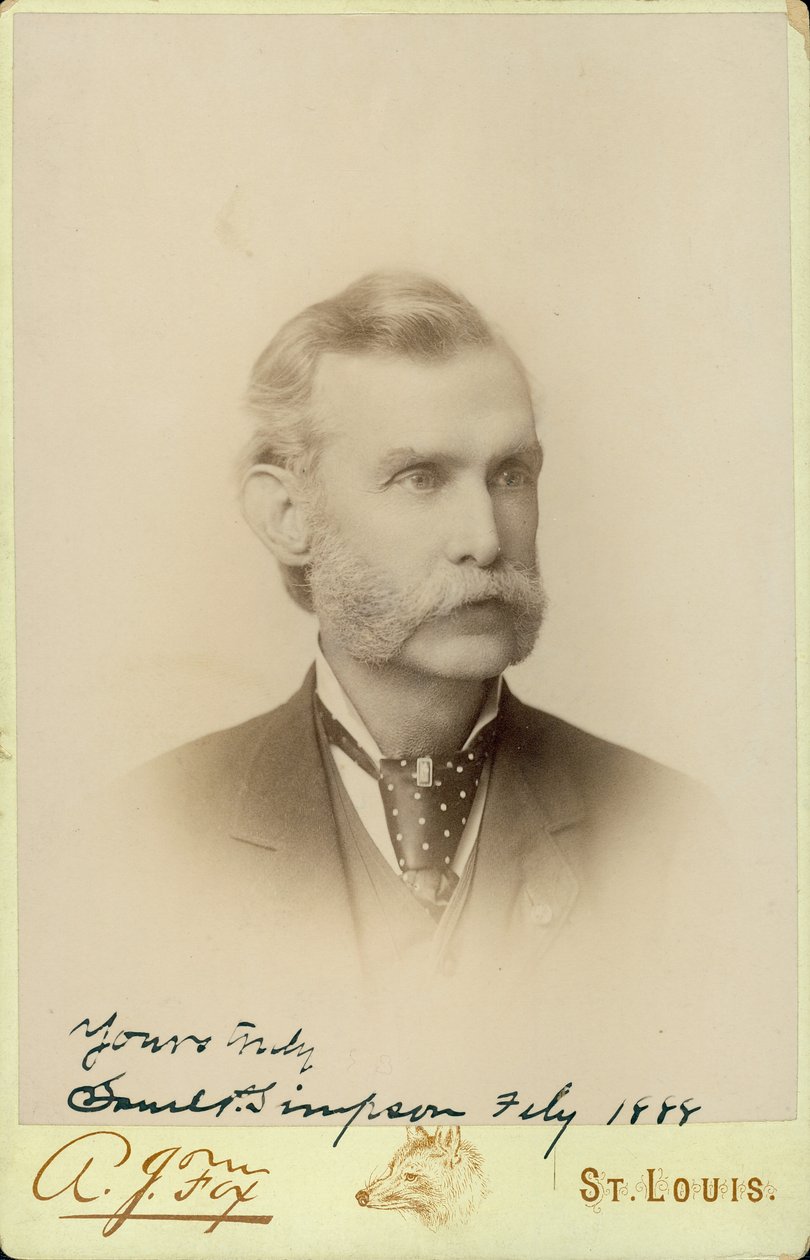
240,464,312,566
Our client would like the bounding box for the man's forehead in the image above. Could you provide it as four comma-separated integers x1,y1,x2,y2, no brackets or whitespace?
310,345,535,447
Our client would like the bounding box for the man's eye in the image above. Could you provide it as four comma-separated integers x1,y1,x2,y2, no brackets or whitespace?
403,1172,418,1181
397,468,440,492
494,464,531,489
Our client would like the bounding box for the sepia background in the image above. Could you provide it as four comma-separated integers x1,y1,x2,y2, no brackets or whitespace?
12,10,796,1109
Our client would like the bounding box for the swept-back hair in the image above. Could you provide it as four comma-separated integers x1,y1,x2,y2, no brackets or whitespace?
240,271,499,608
241,270,496,481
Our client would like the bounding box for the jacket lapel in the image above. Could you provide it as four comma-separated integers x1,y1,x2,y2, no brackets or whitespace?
227,667,352,909
460,686,586,967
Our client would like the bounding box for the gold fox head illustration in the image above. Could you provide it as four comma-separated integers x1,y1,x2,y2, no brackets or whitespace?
355,1125,487,1230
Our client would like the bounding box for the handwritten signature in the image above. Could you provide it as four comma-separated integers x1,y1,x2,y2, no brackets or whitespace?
63,1012,700,1164
32,1131,273,1236
66,1074,701,1159
67,1074,466,1147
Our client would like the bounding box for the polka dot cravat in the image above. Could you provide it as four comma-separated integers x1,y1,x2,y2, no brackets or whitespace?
316,695,497,918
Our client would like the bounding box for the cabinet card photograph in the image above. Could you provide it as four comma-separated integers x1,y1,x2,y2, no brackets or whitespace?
2,2,807,1258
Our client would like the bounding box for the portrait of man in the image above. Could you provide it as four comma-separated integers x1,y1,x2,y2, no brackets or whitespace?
130,268,716,982
40,267,772,1122
12,10,796,1129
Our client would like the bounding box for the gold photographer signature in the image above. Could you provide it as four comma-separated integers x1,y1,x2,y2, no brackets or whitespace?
32,1130,273,1236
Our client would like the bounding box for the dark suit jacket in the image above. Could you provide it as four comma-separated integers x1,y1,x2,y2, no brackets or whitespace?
115,668,729,997
50,667,785,1122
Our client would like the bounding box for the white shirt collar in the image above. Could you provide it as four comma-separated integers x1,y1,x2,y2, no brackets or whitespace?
314,646,502,769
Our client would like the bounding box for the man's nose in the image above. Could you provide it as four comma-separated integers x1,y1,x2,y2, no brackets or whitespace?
445,481,500,567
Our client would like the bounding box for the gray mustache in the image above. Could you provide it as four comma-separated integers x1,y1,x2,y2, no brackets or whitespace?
304,500,547,667
418,562,546,622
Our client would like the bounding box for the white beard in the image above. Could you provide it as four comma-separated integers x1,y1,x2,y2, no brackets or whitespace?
304,500,547,668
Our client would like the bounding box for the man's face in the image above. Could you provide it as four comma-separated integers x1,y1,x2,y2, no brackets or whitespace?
304,344,546,680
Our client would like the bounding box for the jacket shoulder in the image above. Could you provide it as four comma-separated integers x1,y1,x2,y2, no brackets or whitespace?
119,677,314,824
502,691,711,814
501,693,728,910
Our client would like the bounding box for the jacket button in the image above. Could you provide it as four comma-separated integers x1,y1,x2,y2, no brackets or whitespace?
530,902,553,925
